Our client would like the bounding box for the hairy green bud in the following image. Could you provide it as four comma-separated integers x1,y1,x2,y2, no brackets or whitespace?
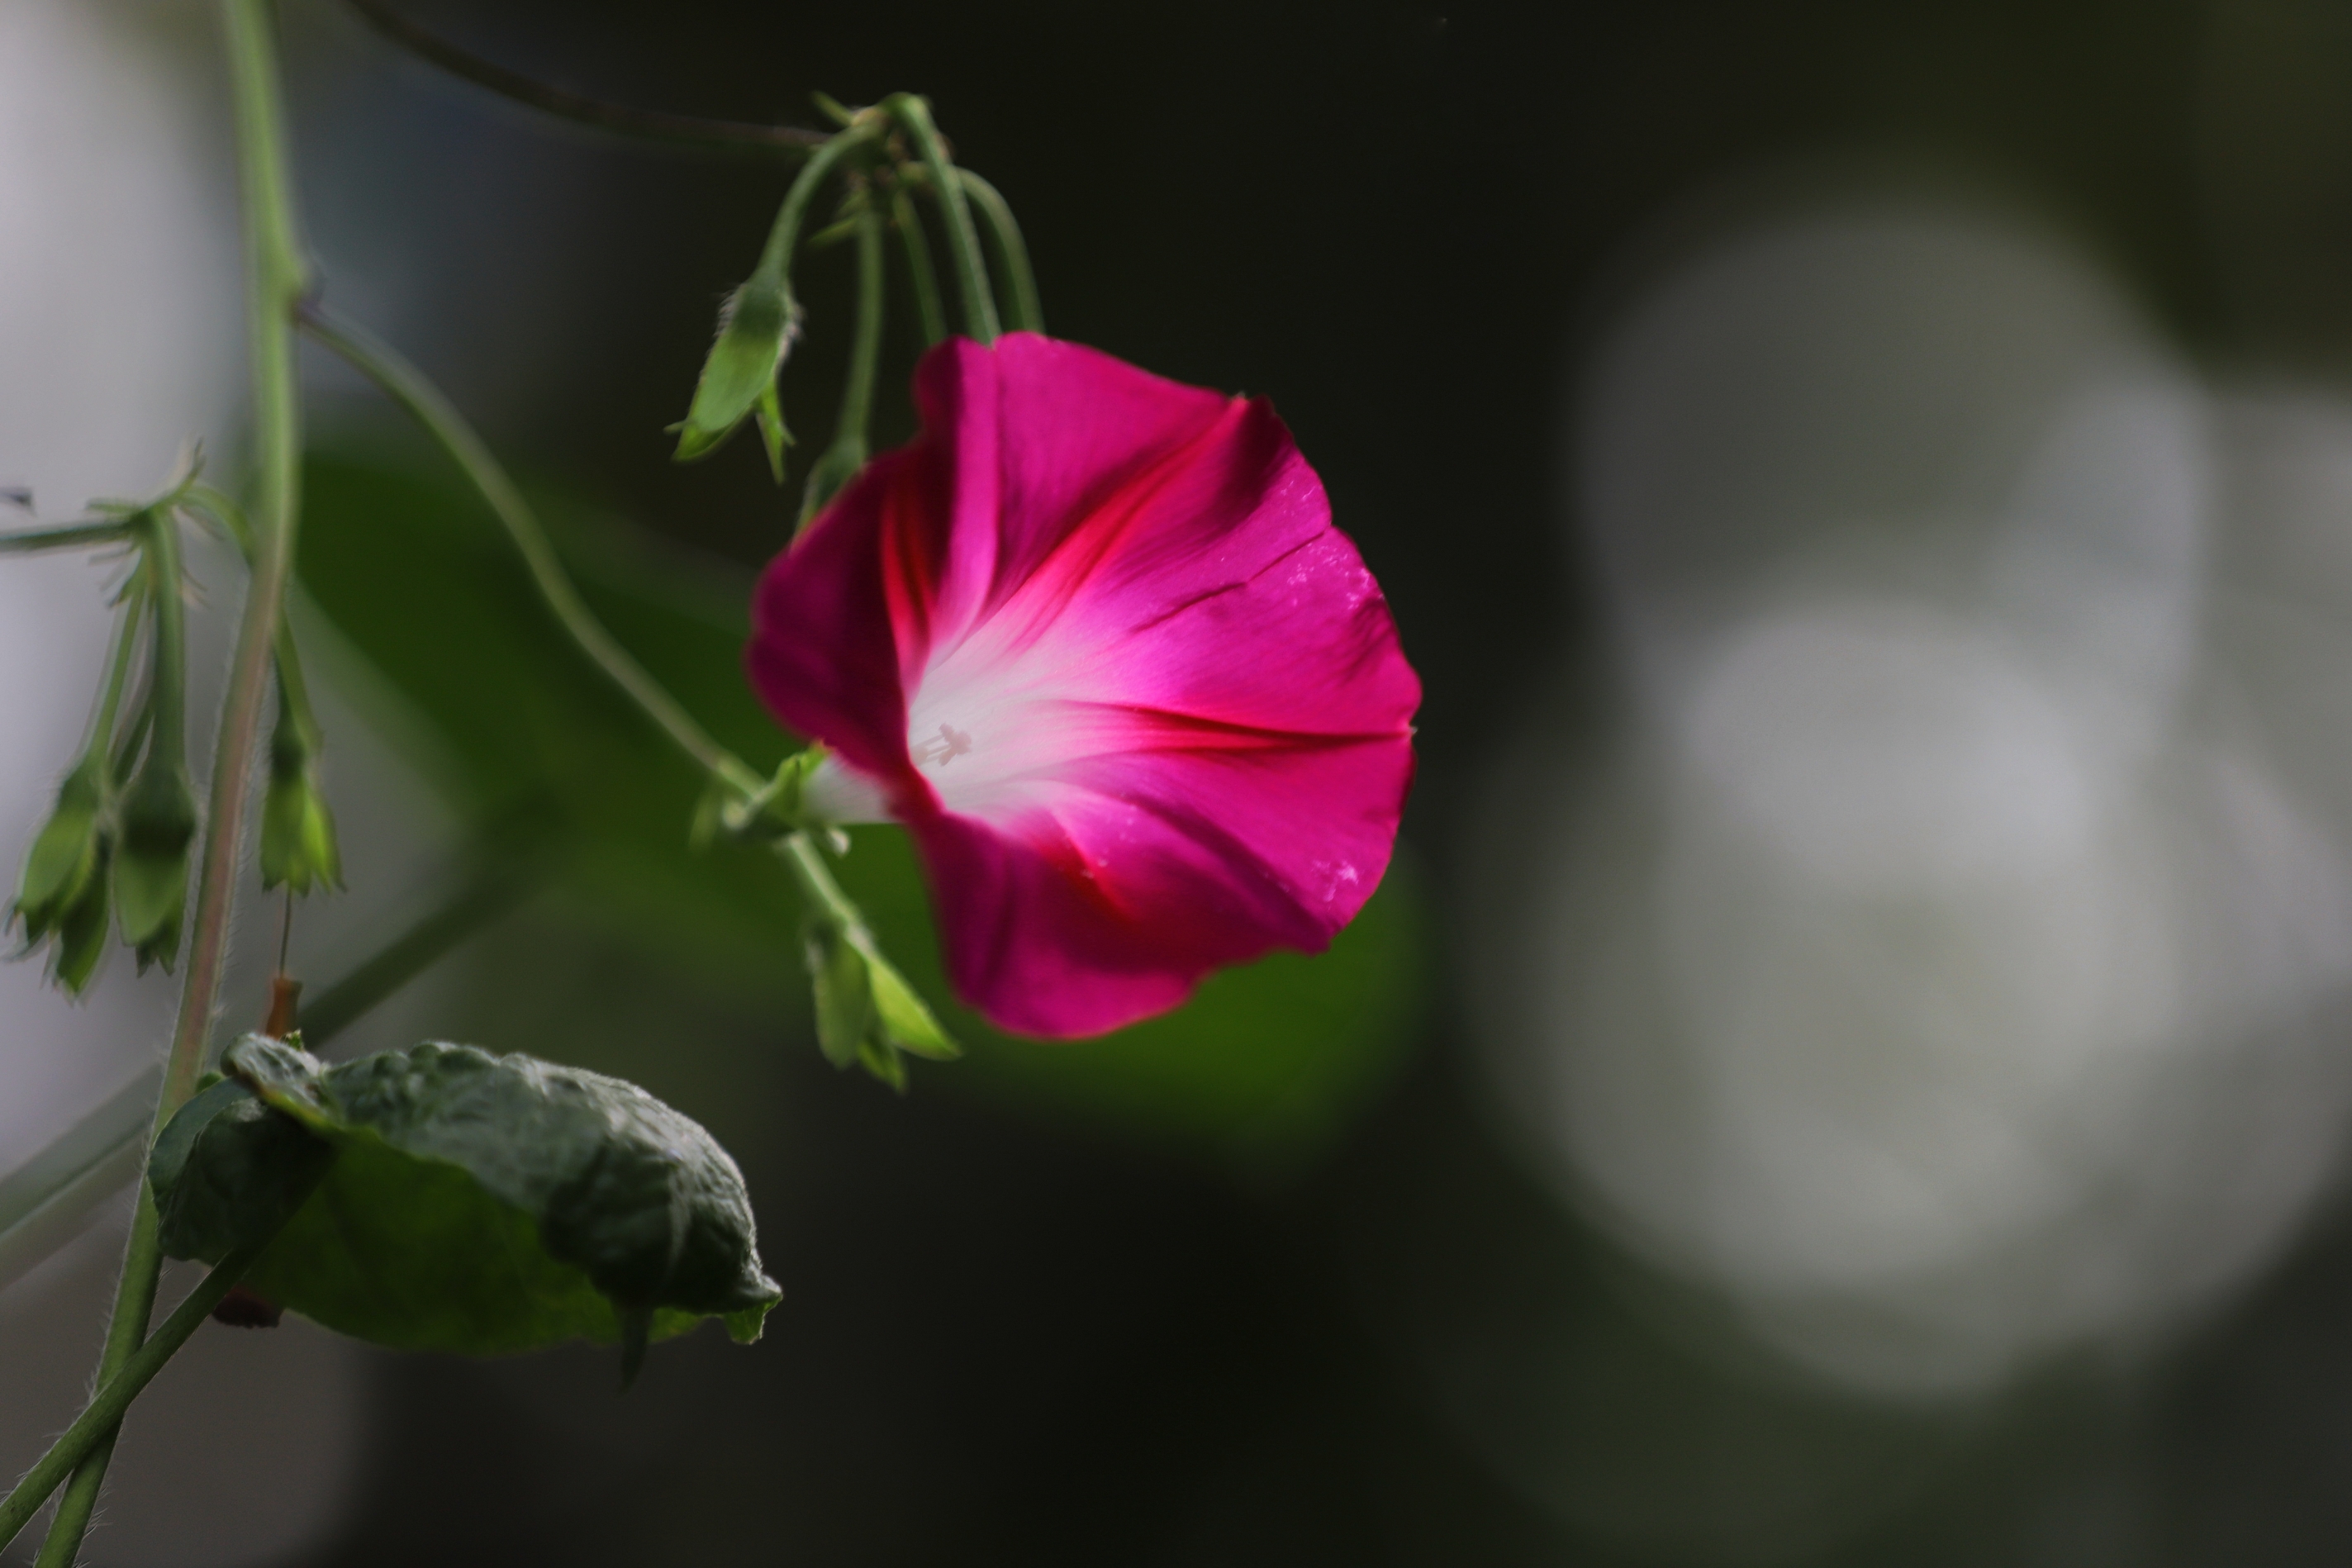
673,278,798,468
259,711,342,895
113,756,197,972
13,755,107,942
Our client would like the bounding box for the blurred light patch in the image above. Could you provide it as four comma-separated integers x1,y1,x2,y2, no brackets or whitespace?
1473,198,2352,1399
0,7,452,1563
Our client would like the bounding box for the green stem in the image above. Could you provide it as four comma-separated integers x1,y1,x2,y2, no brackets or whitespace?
188,483,323,751
885,96,996,343
135,510,188,764
797,204,886,531
1,1241,270,1555
174,0,309,1120
748,121,881,291
0,520,134,555
85,583,145,775
891,189,948,349
779,829,872,939
297,303,763,798
110,699,155,782
37,5,310,1557
29,1192,165,1566
956,169,1042,335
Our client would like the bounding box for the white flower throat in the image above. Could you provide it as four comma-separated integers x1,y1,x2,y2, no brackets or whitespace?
910,723,974,768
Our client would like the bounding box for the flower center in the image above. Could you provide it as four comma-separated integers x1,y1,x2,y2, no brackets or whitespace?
910,722,974,769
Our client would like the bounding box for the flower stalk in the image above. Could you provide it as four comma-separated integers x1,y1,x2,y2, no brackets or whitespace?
798,200,887,531
891,188,948,348
884,94,997,344
957,169,1042,335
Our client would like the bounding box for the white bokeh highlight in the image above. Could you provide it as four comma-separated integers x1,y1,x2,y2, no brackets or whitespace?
1475,201,2352,1396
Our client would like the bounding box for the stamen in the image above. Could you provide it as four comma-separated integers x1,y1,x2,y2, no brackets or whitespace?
911,722,973,768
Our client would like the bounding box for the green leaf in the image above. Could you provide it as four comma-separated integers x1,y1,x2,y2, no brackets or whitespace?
150,1036,781,1359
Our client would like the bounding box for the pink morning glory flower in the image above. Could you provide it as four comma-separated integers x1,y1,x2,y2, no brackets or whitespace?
747,333,1419,1038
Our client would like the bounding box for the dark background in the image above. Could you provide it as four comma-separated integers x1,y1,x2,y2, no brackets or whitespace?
100,2,2352,1562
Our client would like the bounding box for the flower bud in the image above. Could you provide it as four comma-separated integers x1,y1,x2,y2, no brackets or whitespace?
113,756,197,972
260,712,342,895
673,278,799,470
48,839,113,995
13,755,107,943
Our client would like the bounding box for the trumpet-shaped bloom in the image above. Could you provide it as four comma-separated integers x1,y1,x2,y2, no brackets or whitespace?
748,334,1419,1038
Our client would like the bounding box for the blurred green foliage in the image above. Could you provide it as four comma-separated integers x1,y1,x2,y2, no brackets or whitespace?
298,444,1424,1172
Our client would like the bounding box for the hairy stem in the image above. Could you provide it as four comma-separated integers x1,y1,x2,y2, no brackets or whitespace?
1,1241,271,1555
885,96,997,343
296,303,763,797
36,6,311,1557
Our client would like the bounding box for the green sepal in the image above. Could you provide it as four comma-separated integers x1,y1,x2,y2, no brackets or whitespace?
674,278,799,464
862,940,957,1060
112,755,197,972
13,755,107,942
704,748,831,848
259,709,344,894
801,915,959,1090
46,844,113,995
754,382,792,486
149,1036,782,1362
805,920,872,1069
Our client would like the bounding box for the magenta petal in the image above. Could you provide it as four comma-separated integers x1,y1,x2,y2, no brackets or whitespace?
747,333,1420,1038
746,459,913,792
